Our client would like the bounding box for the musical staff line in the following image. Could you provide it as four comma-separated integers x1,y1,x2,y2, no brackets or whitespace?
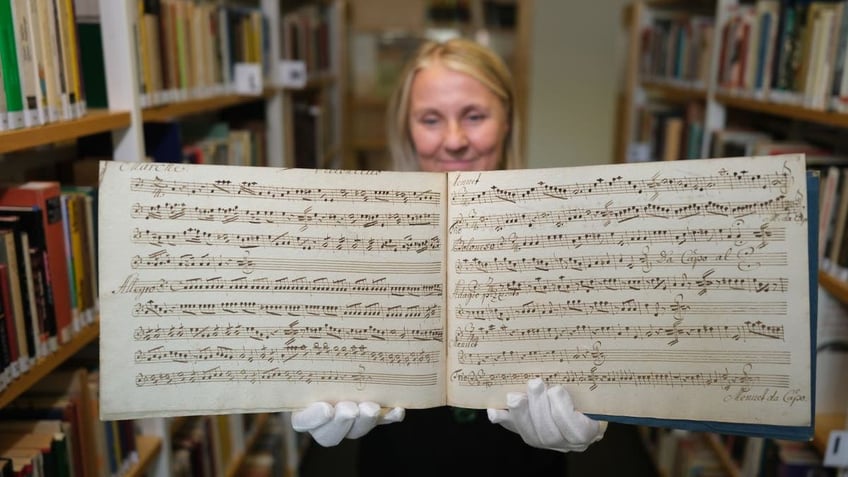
454,300,787,321
454,251,786,274
453,274,787,299
133,228,441,253
134,323,444,342
132,252,441,274
451,170,791,205
449,197,804,233
452,321,784,347
136,368,439,387
133,301,442,320
132,202,440,228
450,368,790,389
116,275,443,298
457,347,791,366
131,177,442,204
135,345,440,366
451,226,781,252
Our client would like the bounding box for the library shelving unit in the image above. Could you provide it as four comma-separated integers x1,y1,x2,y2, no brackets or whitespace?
279,0,347,170
343,0,532,171
0,0,318,475
618,0,848,475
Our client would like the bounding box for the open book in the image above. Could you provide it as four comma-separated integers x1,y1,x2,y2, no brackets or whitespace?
99,155,815,440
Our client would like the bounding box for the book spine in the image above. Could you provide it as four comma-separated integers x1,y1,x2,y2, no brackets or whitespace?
0,264,13,390
10,0,40,127
0,263,20,379
0,230,28,370
0,56,6,130
61,0,83,117
0,0,25,129
50,0,71,119
59,194,79,334
25,0,48,125
53,0,77,118
35,0,59,122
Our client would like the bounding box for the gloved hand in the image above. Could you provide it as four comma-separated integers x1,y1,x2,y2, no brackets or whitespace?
291,401,405,447
487,378,607,453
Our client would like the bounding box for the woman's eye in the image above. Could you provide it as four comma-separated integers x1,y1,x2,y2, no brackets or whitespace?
466,113,486,122
420,117,439,126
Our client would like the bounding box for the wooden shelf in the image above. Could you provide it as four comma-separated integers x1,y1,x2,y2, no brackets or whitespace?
716,93,848,129
642,80,707,102
819,270,848,304
0,323,99,409
142,91,274,122
0,110,131,154
703,433,741,477
814,413,846,455
225,413,271,477
125,435,163,477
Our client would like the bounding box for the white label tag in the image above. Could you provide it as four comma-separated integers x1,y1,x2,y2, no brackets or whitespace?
234,63,263,96
824,430,848,468
279,60,307,89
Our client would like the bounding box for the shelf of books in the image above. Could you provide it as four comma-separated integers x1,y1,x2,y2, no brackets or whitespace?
621,1,848,475
225,413,270,477
127,435,164,477
642,81,708,103
716,93,848,130
141,89,277,123
0,323,99,409
0,111,132,154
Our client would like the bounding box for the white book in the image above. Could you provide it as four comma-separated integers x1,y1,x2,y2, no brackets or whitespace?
98,155,815,444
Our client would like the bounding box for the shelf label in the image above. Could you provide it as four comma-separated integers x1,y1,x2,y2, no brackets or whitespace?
234,63,264,96
824,430,848,468
279,60,307,89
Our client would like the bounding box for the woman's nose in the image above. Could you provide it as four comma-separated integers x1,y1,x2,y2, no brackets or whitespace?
444,122,469,151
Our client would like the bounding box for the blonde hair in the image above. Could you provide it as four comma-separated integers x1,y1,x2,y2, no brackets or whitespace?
387,38,521,171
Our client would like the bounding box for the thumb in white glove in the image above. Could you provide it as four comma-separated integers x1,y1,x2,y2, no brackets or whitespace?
291,401,405,447
487,378,607,453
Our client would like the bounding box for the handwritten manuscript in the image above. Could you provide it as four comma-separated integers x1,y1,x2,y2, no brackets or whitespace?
98,155,813,438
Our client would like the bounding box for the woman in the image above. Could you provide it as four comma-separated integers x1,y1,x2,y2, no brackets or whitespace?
292,38,605,475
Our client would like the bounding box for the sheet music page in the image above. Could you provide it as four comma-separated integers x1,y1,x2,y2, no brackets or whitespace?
99,163,447,419
445,155,811,426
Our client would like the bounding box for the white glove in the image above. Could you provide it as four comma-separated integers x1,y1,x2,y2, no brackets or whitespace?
291,401,405,447
487,378,607,453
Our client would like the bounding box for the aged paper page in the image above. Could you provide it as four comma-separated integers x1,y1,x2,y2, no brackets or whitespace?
99,163,447,419
445,155,811,427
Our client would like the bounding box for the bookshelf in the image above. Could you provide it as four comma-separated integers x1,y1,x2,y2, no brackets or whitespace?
619,0,848,475
0,0,314,475
0,111,132,154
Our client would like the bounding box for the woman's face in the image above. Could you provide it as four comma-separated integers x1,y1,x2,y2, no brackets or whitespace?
408,62,509,172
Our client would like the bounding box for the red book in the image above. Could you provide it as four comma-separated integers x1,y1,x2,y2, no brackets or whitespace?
0,182,73,345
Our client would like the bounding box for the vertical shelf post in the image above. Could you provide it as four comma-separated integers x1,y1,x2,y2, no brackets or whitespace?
263,0,286,168
98,0,145,162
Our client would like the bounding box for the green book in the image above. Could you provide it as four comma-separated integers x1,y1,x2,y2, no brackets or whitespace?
0,0,25,129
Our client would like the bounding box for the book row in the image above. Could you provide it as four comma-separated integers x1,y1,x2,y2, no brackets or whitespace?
641,428,833,477
281,2,331,77
0,0,88,131
641,0,848,112
0,367,137,477
171,414,287,477
134,0,268,108
0,181,97,392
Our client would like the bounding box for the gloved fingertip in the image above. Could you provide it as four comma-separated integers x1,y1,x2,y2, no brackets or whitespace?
335,401,360,420
291,402,334,431
506,392,526,409
597,420,609,439
527,377,546,394
547,385,575,411
487,408,507,424
359,401,380,418
380,407,405,423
